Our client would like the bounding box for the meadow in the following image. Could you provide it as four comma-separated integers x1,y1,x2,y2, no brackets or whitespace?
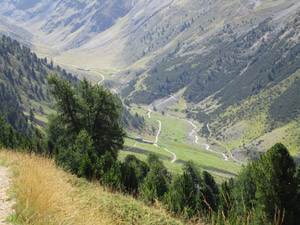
121,106,242,184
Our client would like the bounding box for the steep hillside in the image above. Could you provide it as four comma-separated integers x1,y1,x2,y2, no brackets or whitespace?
0,35,77,134
0,150,185,225
0,0,135,66
0,35,146,136
195,12,300,159
129,1,300,102
0,16,33,46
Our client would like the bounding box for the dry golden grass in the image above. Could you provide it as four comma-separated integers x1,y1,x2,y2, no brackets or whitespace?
0,150,107,225
0,150,185,225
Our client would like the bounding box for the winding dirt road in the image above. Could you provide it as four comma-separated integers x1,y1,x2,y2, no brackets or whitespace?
206,124,242,165
166,113,229,161
163,148,177,163
148,109,230,164
153,118,177,163
0,166,14,224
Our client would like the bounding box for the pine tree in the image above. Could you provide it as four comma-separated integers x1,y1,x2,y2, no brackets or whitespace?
252,143,298,224
140,153,169,204
46,76,125,180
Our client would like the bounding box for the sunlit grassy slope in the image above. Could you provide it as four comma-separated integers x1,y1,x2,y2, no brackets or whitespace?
208,69,300,157
0,150,188,225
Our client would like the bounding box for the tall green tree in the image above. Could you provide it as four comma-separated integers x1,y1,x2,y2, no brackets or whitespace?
165,172,198,217
203,171,219,211
140,153,169,204
218,178,234,220
164,161,218,218
233,164,256,213
252,143,298,224
120,155,149,195
46,76,125,179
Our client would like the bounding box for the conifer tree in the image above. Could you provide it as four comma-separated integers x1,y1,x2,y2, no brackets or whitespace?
252,143,298,224
46,76,125,180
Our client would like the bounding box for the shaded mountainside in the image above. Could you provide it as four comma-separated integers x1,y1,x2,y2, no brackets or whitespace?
0,35,77,134
130,6,300,105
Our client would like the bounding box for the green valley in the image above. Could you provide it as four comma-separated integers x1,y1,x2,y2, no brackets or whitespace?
0,0,300,224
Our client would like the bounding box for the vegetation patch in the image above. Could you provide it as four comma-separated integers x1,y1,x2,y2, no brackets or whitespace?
0,150,185,225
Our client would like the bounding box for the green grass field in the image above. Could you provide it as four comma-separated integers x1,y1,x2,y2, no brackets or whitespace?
121,106,242,184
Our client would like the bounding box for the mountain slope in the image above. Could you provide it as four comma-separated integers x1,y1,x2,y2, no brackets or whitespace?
2,0,297,69
198,12,300,158
0,35,145,136
0,16,33,46
1,0,300,158
0,35,78,134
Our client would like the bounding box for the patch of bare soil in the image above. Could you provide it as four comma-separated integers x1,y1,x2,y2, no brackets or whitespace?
0,167,14,225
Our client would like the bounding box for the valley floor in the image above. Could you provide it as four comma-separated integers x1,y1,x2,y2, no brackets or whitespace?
122,102,242,183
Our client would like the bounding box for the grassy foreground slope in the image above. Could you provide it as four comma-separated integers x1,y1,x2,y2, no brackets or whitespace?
0,150,189,225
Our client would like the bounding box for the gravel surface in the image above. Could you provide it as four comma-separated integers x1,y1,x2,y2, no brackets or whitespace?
0,166,14,225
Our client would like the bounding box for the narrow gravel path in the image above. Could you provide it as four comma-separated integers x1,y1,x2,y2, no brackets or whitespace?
97,72,105,85
0,166,14,225
206,124,242,165
163,148,177,163
147,109,152,119
154,120,161,147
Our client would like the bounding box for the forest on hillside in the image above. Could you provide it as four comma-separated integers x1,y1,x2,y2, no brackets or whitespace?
0,35,77,134
130,15,300,128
